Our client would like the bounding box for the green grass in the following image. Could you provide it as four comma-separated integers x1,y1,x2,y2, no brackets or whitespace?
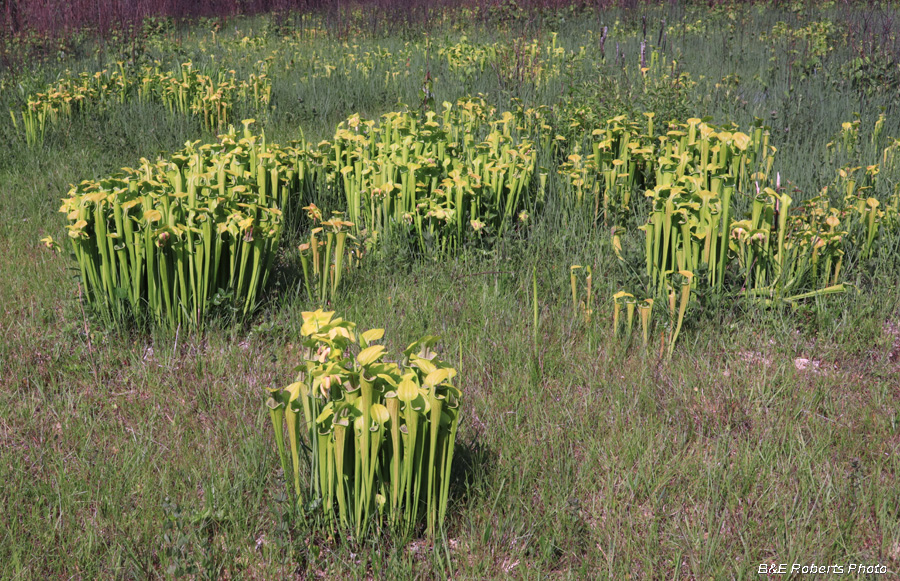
3,255,899,578
2,2,900,578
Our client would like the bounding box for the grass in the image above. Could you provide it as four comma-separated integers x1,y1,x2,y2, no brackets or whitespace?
3,255,899,578
2,1,900,578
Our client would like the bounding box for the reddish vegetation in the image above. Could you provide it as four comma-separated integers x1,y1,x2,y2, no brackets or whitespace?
1,0,316,36
0,0,615,69
0,0,604,37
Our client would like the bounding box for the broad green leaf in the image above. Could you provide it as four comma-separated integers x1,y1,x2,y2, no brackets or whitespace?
316,405,334,424
370,403,390,426
412,356,437,375
357,345,386,366
285,382,304,402
301,309,336,336
397,377,419,402
424,368,455,387
360,328,385,347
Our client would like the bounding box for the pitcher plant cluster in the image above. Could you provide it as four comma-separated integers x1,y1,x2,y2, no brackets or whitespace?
10,60,272,145
266,310,462,539
612,271,689,359
557,113,900,355
58,121,305,328
297,206,358,306
322,98,551,255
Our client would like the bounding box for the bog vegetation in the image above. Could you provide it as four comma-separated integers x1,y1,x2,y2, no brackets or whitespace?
2,0,900,578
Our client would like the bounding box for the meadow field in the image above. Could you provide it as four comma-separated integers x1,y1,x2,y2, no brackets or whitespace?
1,0,900,578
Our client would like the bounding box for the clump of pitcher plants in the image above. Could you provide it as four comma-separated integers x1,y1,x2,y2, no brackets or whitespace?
266,310,462,539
